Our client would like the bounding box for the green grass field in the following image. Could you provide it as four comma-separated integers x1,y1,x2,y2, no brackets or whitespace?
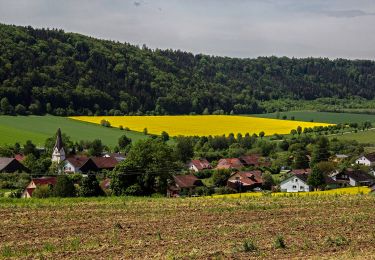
0,116,147,148
251,111,375,124
332,129,375,144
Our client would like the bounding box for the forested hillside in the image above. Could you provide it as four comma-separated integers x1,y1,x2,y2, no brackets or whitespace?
1,23,375,116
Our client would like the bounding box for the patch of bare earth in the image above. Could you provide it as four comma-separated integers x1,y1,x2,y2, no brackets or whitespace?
0,195,375,259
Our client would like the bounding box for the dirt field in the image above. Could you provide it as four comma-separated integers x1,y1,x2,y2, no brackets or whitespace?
1,195,375,259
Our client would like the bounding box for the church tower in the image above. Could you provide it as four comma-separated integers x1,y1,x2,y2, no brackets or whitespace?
51,128,66,164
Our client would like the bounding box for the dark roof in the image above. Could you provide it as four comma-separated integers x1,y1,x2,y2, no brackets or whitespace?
173,175,203,188
54,128,64,151
0,158,15,171
32,177,57,186
92,157,119,169
294,173,309,183
189,159,211,171
364,153,375,162
346,170,375,182
66,156,90,168
240,155,261,166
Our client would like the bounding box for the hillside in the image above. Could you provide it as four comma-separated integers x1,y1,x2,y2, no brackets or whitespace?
0,116,147,147
1,23,375,116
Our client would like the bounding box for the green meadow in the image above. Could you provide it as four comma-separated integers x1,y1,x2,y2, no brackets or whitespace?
0,116,147,147
251,111,375,124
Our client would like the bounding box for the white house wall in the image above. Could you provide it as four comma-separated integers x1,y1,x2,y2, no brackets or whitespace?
280,177,310,192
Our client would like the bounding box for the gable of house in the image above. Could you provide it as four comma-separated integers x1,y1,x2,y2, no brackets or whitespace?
280,174,311,192
0,157,29,173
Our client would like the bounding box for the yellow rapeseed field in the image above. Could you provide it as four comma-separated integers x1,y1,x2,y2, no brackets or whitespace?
69,115,332,137
210,186,371,199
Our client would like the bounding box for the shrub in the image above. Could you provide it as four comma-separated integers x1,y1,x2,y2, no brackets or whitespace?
194,186,213,196
274,235,286,249
54,175,76,197
33,185,53,198
124,183,143,196
215,187,236,195
79,174,104,197
193,169,212,179
243,239,257,252
100,119,111,127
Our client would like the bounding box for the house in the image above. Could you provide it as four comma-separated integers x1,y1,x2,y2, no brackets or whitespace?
355,153,375,166
167,174,204,197
187,159,212,172
227,170,263,192
216,158,244,170
21,177,57,198
280,174,311,192
51,128,66,164
63,157,98,173
331,169,375,187
103,153,126,162
0,157,29,173
239,154,271,167
92,157,119,171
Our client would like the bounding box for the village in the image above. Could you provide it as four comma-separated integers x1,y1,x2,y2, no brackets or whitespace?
1,128,375,198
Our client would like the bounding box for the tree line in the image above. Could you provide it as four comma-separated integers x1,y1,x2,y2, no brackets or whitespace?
1,23,375,116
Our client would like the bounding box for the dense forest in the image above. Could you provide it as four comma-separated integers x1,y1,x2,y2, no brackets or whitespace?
1,23,375,116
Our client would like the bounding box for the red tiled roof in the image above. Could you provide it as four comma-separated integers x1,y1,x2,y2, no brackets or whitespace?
291,169,311,175
240,155,261,166
32,177,57,186
216,158,244,169
14,154,25,161
189,159,211,171
228,170,263,186
66,156,90,168
92,157,119,169
173,175,203,188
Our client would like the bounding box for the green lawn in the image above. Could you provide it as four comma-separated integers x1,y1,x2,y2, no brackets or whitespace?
250,111,375,124
0,116,147,148
332,129,375,144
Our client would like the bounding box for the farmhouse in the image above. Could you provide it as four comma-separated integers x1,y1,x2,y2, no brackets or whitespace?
227,170,263,192
187,159,212,172
280,174,311,192
331,169,375,187
21,177,57,198
216,158,244,170
167,174,204,197
0,157,29,173
63,157,97,173
355,153,375,166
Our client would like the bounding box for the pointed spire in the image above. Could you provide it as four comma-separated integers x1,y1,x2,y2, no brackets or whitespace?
54,128,64,151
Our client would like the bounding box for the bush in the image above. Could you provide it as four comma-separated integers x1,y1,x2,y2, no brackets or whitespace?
33,185,53,198
124,183,143,196
243,239,257,252
79,175,104,197
194,186,213,196
54,175,76,197
212,169,231,187
274,235,286,249
100,119,111,127
193,169,212,179
215,186,236,195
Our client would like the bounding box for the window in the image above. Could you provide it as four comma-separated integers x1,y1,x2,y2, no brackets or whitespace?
292,185,297,189
295,178,298,182
300,186,304,191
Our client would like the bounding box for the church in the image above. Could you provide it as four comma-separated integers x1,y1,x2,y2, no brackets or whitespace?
51,128,65,164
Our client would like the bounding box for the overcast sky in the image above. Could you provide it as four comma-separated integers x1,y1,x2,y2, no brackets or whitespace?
0,0,375,59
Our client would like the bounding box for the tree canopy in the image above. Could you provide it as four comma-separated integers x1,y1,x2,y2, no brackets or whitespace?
1,23,375,116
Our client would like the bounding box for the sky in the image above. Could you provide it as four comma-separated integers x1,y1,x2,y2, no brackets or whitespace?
0,0,374,59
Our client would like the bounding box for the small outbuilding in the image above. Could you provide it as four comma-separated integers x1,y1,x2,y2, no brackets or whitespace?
22,177,57,198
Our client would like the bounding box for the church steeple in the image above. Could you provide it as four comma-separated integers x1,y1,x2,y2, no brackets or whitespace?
52,128,66,164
